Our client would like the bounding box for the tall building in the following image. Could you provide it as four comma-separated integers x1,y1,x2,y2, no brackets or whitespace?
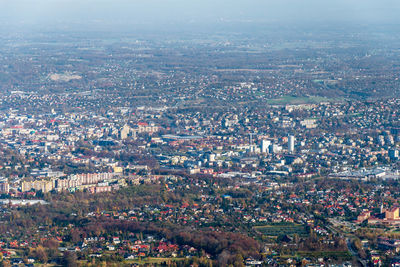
120,124,131,140
288,135,295,153
260,139,271,153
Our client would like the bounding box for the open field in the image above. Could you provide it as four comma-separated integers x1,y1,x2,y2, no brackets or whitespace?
266,95,343,105
126,257,185,265
254,222,309,237
297,251,352,260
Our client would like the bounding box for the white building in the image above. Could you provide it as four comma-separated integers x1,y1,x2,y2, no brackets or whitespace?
261,139,271,153
288,135,295,153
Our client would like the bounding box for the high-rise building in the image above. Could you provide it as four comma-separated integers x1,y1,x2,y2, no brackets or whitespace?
120,124,130,140
288,135,295,153
260,139,271,153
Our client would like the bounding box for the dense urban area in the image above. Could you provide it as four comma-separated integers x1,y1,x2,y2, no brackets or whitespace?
0,25,400,266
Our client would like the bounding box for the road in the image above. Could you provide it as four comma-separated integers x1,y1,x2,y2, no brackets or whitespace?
346,238,367,267
325,221,367,267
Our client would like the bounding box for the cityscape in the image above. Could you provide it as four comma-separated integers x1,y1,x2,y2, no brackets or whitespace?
1,1,400,266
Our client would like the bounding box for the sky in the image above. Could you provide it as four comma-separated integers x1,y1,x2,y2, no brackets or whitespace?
1,0,400,32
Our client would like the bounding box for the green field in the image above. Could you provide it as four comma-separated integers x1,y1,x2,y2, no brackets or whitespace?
254,223,309,237
297,251,352,260
266,95,342,105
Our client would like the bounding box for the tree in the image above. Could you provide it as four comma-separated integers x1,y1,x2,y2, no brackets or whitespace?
32,246,48,263
217,250,231,266
43,238,59,250
62,251,78,267
233,254,244,267
352,238,367,259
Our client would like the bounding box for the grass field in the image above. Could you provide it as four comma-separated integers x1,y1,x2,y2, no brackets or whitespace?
265,95,341,105
254,222,309,237
297,251,352,260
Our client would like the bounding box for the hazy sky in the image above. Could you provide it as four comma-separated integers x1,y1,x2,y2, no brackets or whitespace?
1,0,400,31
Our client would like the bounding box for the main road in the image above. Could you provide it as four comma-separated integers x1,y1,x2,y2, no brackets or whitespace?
326,220,367,267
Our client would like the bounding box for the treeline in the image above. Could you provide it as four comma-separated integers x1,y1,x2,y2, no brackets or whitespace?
82,219,260,265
